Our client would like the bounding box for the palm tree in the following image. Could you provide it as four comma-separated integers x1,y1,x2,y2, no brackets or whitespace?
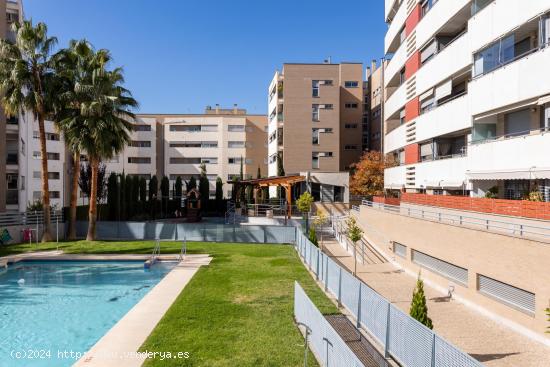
74,52,137,240
51,40,97,240
0,21,57,242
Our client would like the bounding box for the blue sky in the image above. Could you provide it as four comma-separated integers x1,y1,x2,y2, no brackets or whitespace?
25,0,386,114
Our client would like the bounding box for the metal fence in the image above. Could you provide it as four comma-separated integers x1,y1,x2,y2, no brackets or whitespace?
0,210,63,227
75,221,296,244
362,200,550,241
295,230,483,367
294,282,365,367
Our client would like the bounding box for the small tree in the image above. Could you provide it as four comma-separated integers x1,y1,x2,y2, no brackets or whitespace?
296,192,314,231
187,176,197,191
139,177,147,205
125,174,133,219
215,177,223,212
160,175,170,217
199,163,209,211
107,172,118,221
313,210,329,251
308,227,319,247
350,151,394,197
346,216,363,275
410,274,433,330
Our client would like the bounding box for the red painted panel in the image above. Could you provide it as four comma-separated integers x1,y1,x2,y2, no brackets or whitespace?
405,4,422,36
405,97,419,122
404,144,419,165
405,51,421,79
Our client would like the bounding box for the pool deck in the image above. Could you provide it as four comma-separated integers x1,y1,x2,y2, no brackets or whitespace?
70,253,212,367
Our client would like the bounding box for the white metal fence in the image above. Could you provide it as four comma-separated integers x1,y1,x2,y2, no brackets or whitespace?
362,200,550,241
75,221,296,243
294,282,366,367
295,230,483,367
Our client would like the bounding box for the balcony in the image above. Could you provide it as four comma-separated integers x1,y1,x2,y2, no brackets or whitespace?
384,123,407,154
384,165,407,189
468,129,550,176
414,156,469,189
415,32,471,95
384,82,407,122
469,47,550,116
384,0,407,54
384,38,407,89
415,94,470,142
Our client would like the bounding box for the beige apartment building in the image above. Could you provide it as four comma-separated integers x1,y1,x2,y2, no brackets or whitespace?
267,63,365,177
0,0,23,212
64,106,267,204
365,60,386,153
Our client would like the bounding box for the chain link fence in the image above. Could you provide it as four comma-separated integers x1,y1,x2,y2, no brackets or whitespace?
295,230,483,367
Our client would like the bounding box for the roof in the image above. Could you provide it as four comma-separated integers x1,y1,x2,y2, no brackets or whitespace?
228,175,306,187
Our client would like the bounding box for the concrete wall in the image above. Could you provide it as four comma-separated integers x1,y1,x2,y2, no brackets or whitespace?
356,205,550,340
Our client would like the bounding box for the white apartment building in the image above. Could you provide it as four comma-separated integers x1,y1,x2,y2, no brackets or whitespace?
14,108,267,211
383,0,550,201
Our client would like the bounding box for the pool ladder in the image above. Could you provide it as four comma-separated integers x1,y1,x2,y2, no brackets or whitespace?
178,237,187,262
150,240,161,265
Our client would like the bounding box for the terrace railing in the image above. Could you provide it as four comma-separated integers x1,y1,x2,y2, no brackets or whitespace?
295,230,483,367
361,200,550,241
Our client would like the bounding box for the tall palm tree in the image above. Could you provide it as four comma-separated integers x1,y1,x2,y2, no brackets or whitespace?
0,21,57,242
51,40,98,240
67,51,136,240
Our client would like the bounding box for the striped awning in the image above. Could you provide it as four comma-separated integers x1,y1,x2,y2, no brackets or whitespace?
467,168,550,180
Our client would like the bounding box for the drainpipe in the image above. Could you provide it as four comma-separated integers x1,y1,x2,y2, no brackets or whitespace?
380,57,386,154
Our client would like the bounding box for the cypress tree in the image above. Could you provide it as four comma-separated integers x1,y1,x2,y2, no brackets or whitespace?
199,163,209,211
188,176,197,191
175,176,183,200
410,274,433,329
131,176,139,212
161,175,170,217
215,177,223,212
149,175,158,202
107,172,118,221
139,177,147,215
119,173,126,220
125,174,133,219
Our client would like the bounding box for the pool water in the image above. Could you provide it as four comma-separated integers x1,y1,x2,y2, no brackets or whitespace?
0,260,176,367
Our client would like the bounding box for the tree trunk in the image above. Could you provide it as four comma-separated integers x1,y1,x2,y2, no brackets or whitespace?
67,151,79,240
86,157,98,241
38,113,53,242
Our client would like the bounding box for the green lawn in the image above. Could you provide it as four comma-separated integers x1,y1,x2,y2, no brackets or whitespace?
1,240,338,366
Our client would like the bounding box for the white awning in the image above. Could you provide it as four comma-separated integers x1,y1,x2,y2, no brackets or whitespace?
435,79,452,101
537,95,550,105
419,88,434,102
474,98,537,121
422,180,464,188
467,168,550,180
385,183,404,189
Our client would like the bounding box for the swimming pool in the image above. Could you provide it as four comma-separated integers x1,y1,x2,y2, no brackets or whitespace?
0,260,176,367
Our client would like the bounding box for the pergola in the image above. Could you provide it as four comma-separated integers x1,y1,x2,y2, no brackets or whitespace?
229,175,306,218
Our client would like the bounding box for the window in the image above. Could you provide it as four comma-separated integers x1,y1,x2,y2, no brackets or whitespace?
34,191,60,199
323,104,333,109
228,157,242,164
399,68,406,85
420,142,434,162
134,124,151,131
312,129,319,145
128,157,151,164
169,125,217,132
344,81,359,88
471,0,492,16
129,140,151,148
170,157,218,164
228,125,245,132
33,152,60,160
312,80,320,97
345,103,358,109
421,0,436,17
20,176,25,190
33,131,60,141
345,123,358,129
50,191,60,199
504,180,529,200
420,39,437,65
312,153,319,169
170,141,218,148
505,108,531,137
344,145,359,150
34,171,59,180
312,105,320,121
399,109,406,125
228,141,245,148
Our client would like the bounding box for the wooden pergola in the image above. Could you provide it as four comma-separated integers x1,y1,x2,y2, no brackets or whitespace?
229,175,306,218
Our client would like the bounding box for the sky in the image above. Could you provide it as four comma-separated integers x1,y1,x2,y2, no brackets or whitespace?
24,0,387,114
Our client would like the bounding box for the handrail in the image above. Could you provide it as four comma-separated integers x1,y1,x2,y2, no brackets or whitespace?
470,126,550,145
361,200,550,241
178,236,187,262
151,240,161,264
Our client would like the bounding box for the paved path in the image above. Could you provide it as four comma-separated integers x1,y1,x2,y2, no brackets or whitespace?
74,254,212,367
322,238,550,367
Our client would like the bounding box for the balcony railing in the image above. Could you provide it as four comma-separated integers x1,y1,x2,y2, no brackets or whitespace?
471,126,550,145
6,189,18,205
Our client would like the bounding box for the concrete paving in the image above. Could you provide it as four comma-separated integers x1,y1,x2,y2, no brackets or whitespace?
322,238,550,367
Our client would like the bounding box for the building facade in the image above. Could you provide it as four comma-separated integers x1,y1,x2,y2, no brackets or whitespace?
16,107,267,211
365,60,386,153
267,63,365,178
383,0,550,201
0,0,23,212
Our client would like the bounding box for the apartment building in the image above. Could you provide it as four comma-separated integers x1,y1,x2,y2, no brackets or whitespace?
365,60,386,152
267,63,365,178
15,106,267,210
383,0,550,201
0,0,23,212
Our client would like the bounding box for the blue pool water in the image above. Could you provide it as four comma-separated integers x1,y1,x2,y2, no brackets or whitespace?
0,260,176,367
